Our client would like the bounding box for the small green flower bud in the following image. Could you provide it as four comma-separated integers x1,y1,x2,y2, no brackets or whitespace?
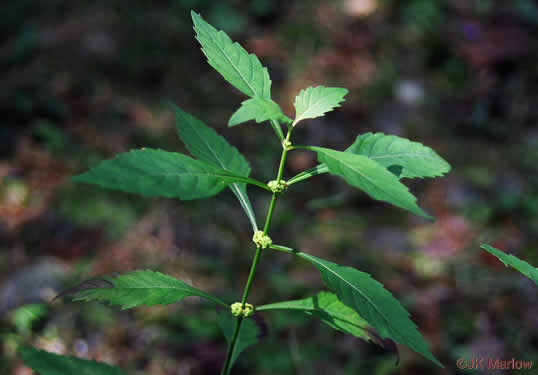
230,302,243,317
267,180,287,194
252,231,272,249
243,303,254,317
282,139,292,150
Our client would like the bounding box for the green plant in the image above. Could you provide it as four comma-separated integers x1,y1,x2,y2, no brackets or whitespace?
480,244,538,285
20,11,454,374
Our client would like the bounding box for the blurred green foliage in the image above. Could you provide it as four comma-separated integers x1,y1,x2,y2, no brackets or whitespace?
59,185,145,239
11,304,48,335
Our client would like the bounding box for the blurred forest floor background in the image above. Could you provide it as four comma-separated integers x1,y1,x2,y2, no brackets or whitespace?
1,0,537,374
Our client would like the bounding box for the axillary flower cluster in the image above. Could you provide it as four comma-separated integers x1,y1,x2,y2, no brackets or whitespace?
267,180,287,194
252,230,272,249
230,302,254,318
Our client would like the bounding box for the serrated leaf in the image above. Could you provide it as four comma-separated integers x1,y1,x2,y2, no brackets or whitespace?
293,86,348,126
309,147,429,218
19,346,127,375
173,104,258,231
71,270,227,309
228,97,291,127
173,104,250,176
218,312,260,373
192,11,271,99
481,244,538,285
289,134,451,185
275,247,442,367
72,149,269,200
257,292,371,341
346,133,451,179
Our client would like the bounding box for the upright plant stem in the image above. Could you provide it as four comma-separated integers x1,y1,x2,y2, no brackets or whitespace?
220,128,292,375
262,195,278,234
220,317,243,375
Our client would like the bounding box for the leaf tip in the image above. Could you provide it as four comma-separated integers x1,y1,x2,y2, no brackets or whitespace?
190,10,201,21
480,243,493,251
420,210,435,221
51,277,114,304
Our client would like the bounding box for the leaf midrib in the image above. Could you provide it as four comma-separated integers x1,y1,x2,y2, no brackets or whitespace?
130,169,260,188
296,90,330,123
320,149,400,196
79,285,226,306
370,152,439,160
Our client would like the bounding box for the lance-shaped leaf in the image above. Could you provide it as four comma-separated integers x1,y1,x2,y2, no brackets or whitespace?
72,149,269,200
346,133,451,179
293,86,348,126
257,292,371,341
308,146,429,218
269,245,442,368
19,346,127,375
173,105,258,231
218,312,260,373
70,270,227,309
192,11,271,99
229,97,291,127
481,244,538,285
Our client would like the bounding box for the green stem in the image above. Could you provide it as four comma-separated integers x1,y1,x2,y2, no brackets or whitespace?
220,128,293,375
263,195,277,234
276,131,292,182
220,318,243,375
241,244,264,305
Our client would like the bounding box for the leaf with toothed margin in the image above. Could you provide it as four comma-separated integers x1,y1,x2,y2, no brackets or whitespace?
228,97,291,127
268,245,442,368
192,11,271,99
258,291,401,364
257,291,371,341
345,132,451,179
69,270,227,309
288,133,451,186
173,104,258,231
294,251,443,367
72,148,269,201
293,86,348,126
309,146,430,218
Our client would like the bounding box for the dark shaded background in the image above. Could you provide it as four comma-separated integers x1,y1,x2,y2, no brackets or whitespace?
1,0,537,374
